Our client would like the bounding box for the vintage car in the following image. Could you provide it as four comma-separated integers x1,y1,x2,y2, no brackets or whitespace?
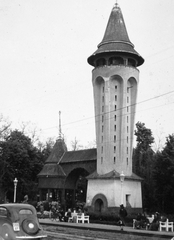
0,203,47,240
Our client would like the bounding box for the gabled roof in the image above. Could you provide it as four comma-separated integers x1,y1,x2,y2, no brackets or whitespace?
60,148,97,163
88,4,144,67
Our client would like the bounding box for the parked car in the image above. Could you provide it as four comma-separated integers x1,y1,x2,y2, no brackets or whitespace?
0,203,47,240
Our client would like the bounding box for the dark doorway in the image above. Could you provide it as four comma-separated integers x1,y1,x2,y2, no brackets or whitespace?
94,198,104,212
64,168,89,210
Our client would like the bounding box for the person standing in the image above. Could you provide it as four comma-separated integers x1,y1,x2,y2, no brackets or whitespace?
119,204,127,230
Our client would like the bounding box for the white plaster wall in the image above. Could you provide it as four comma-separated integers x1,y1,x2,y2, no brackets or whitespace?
122,180,142,208
86,178,142,208
92,65,139,176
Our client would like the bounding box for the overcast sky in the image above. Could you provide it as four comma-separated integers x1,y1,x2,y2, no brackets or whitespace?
0,0,174,150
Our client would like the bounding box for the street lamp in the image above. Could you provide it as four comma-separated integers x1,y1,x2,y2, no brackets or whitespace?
13,178,18,203
120,171,125,205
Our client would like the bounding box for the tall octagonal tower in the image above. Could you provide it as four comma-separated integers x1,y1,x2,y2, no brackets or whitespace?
86,3,144,213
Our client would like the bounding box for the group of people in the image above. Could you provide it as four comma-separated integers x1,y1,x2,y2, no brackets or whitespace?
134,211,166,231
36,201,86,223
118,204,167,232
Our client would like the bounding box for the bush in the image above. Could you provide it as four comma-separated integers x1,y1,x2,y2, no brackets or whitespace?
87,211,135,227
88,211,120,225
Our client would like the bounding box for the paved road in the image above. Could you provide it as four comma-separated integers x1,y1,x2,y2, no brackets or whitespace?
40,218,174,239
43,225,173,240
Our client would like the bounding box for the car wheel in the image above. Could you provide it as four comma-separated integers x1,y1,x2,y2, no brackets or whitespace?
22,219,39,235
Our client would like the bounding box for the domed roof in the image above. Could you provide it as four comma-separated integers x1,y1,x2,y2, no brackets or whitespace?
88,4,144,67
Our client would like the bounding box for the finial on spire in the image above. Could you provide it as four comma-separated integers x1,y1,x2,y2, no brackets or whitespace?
115,0,119,7
59,111,62,139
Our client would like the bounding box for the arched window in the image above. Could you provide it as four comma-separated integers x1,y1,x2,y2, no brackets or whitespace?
109,57,124,66
128,58,136,67
96,58,106,67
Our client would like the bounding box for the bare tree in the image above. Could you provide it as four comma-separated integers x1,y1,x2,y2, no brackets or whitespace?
0,114,11,141
19,121,42,145
71,137,83,151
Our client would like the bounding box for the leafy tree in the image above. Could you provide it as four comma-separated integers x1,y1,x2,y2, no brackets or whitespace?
133,122,155,210
153,134,174,213
40,137,55,161
0,130,44,203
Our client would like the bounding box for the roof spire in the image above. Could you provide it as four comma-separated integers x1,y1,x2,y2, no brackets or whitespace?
87,3,144,67
59,111,62,139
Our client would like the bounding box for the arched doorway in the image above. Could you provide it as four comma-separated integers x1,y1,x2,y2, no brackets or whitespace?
94,198,104,212
92,194,108,213
64,168,89,210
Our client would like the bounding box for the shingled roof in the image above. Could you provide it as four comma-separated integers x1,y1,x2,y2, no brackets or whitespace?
45,138,67,163
87,170,143,181
60,148,97,163
37,163,65,177
88,4,144,67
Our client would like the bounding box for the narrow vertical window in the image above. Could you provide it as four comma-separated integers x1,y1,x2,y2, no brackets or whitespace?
127,136,128,143
115,95,117,101
127,116,129,123
103,86,104,93
127,96,129,103
127,126,129,133
115,115,116,121
127,147,128,154
114,157,116,164
101,136,103,143
114,146,116,153
115,105,117,111
114,125,116,131
102,115,104,122
114,135,116,143
115,85,117,91
101,157,103,164
102,125,104,132
127,106,129,112
102,96,104,102
102,106,104,112
101,146,103,154
127,158,128,165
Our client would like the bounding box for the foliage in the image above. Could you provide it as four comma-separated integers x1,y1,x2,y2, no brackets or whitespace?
39,137,54,162
134,122,154,151
133,122,155,210
0,130,45,202
133,123,174,214
153,134,174,213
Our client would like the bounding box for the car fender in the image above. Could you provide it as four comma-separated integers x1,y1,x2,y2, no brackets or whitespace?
1,223,14,240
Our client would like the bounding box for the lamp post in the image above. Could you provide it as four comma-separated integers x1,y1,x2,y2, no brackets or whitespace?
120,171,125,205
13,178,18,203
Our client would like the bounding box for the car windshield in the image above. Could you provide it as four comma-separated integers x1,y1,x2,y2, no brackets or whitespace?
19,209,33,215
